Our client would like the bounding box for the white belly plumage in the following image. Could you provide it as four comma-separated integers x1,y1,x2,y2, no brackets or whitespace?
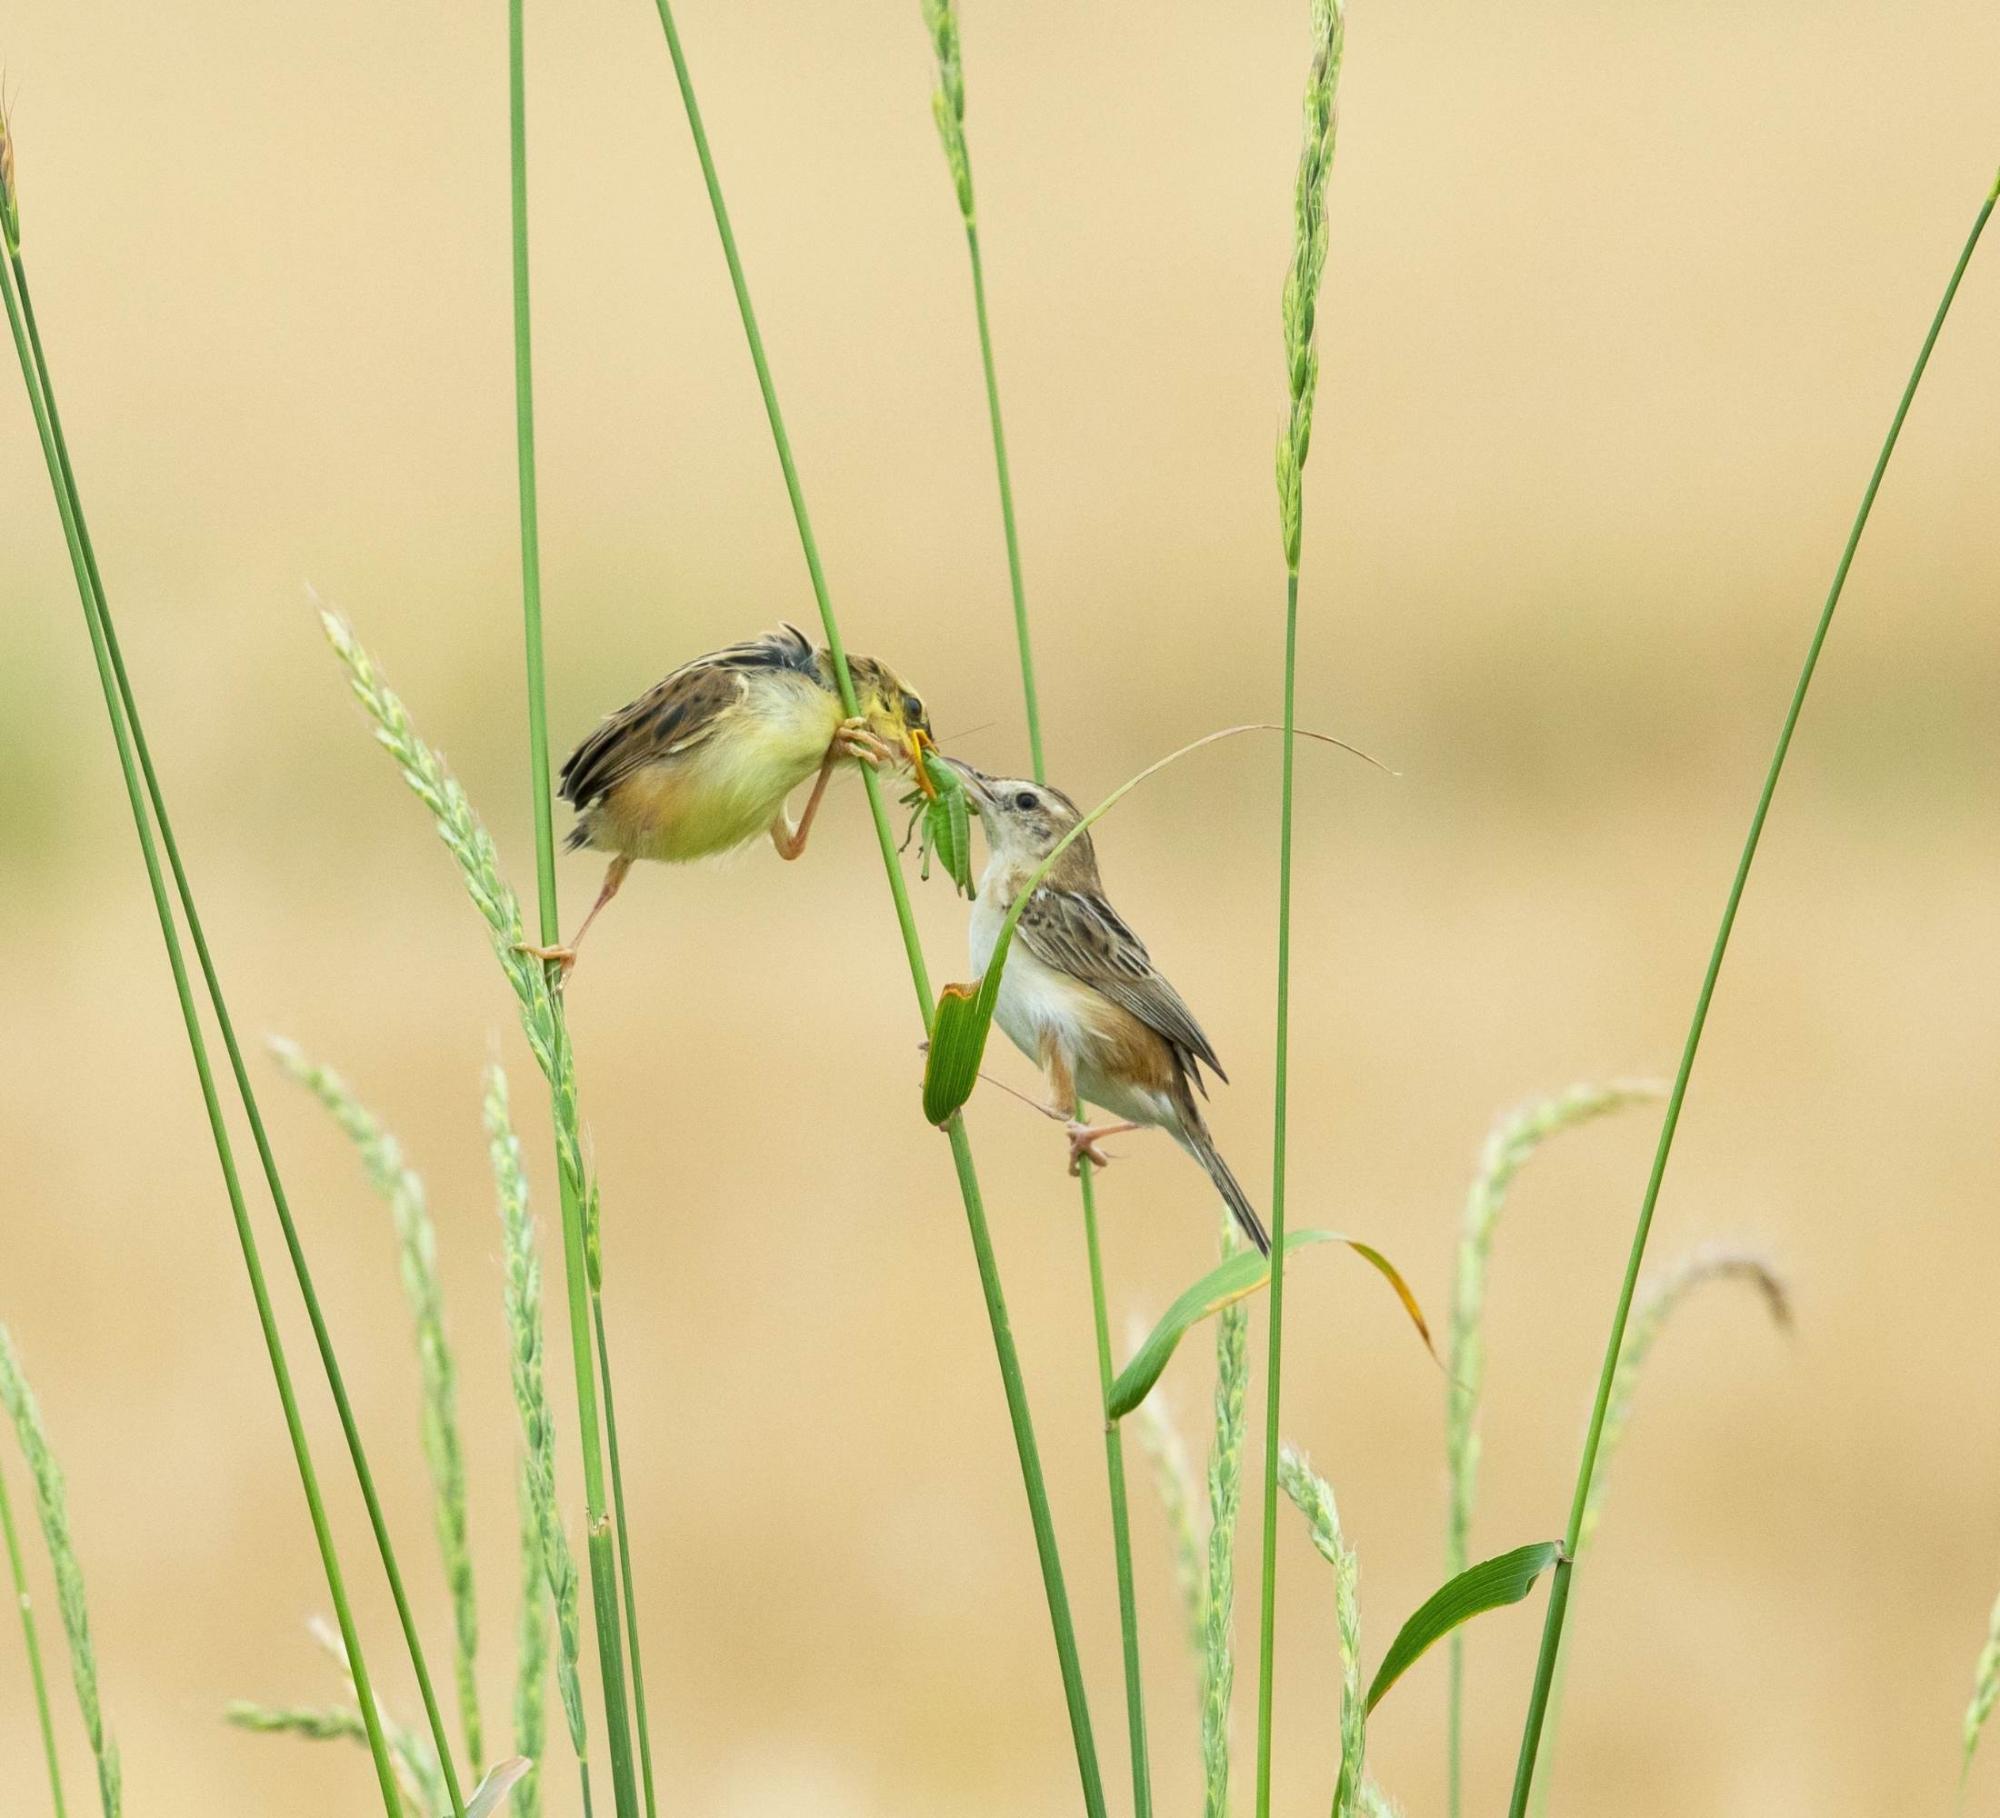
969,885,1179,1134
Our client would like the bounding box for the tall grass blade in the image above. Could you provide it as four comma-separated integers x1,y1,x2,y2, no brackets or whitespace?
1506,168,2000,1818
1528,1247,1788,1818
0,187,415,1817
1369,1543,1559,1717
592,1302,660,1818
0,1330,118,1817
1276,1446,1363,1818
1256,12,1346,1812
486,1065,590,1799
637,6,1105,1808
274,1043,484,1773
1444,1081,1660,1817
1204,1228,1251,1818
0,1442,69,1817
506,0,643,1806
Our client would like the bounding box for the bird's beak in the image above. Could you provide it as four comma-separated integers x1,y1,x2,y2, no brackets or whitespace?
906,727,938,799
940,755,994,811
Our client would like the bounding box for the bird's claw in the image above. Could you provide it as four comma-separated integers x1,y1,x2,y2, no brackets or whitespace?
514,939,578,981
1066,1118,1141,1174
832,717,895,767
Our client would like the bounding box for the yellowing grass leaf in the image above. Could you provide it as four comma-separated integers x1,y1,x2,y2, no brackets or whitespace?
1107,1229,1433,1420
1366,1541,1561,1715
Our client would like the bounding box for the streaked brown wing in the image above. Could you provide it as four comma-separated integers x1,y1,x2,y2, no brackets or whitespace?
559,624,816,809
1016,887,1228,1085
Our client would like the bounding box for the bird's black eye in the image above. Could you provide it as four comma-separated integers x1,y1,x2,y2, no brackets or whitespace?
903,693,926,727
1013,790,1038,812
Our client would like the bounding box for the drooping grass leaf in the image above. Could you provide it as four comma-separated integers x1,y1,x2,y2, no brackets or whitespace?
921,722,1388,1123
1366,1541,1560,1715
1108,1229,1433,1420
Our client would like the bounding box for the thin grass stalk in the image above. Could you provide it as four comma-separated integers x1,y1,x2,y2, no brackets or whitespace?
1256,10,1344,1814
274,1044,484,1773
1276,1447,1361,1818
506,4,643,1809
641,6,1105,1809
920,8,1149,1804
924,10,1152,1800
486,1065,592,1818
1135,1378,1207,1675
309,1616,452,1816
0,1331,118,1817
592,1302,659,1818
0,1445,68,1818
513,1462,550,1818
1205,1231,1251,1818
1444,1082,1659,1818
921,0,1043,780
1505,170,2000,1818
1527,1248,1788,1818
0,220,409,1818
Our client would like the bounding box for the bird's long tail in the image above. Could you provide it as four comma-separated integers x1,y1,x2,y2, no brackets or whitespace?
1179,1113,1271,1257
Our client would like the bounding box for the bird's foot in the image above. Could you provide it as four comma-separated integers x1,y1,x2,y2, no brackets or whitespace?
832,717,895,766
514,940,578,980
1066,1118,1141,1174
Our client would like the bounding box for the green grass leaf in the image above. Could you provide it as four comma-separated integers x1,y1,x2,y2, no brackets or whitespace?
1367,1542,1561,1716
1108,1230,1433,1421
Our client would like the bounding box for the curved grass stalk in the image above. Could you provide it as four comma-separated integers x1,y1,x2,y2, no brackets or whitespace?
639,5,1104,1809
0,1444,68,1817
0,205,420,1818
1444,1081,1660,1817
1256,10,1346,1816
1506,169,2000,1818
0,1330,117,1817
505,5,643,1810
919,5,1142,1803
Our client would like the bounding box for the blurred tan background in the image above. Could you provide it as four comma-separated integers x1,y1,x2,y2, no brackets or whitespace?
2,0,1998,1811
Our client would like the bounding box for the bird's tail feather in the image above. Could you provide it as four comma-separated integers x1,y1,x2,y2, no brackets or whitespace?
1184,1122,1271,1257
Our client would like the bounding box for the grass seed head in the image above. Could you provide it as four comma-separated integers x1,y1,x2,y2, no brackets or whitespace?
1276,0,1346,570
0,94,18,256
922,0,974,221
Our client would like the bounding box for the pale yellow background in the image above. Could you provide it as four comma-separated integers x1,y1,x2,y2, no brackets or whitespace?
2,1,1998,1813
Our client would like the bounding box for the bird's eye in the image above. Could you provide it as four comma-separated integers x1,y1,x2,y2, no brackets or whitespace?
1013,790,1038,812
902,693,925,726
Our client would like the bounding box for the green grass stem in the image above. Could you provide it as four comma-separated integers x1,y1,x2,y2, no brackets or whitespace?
513,1461,550,1818
1,222,415,1818
1257,11,1344,1813
0,1330,117,1817
920,3,1143,1804
0,1442,68,1817
592,1300,659,1818
1505,169,2000,1818
640,6,1105,1809
507,4,643,1807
